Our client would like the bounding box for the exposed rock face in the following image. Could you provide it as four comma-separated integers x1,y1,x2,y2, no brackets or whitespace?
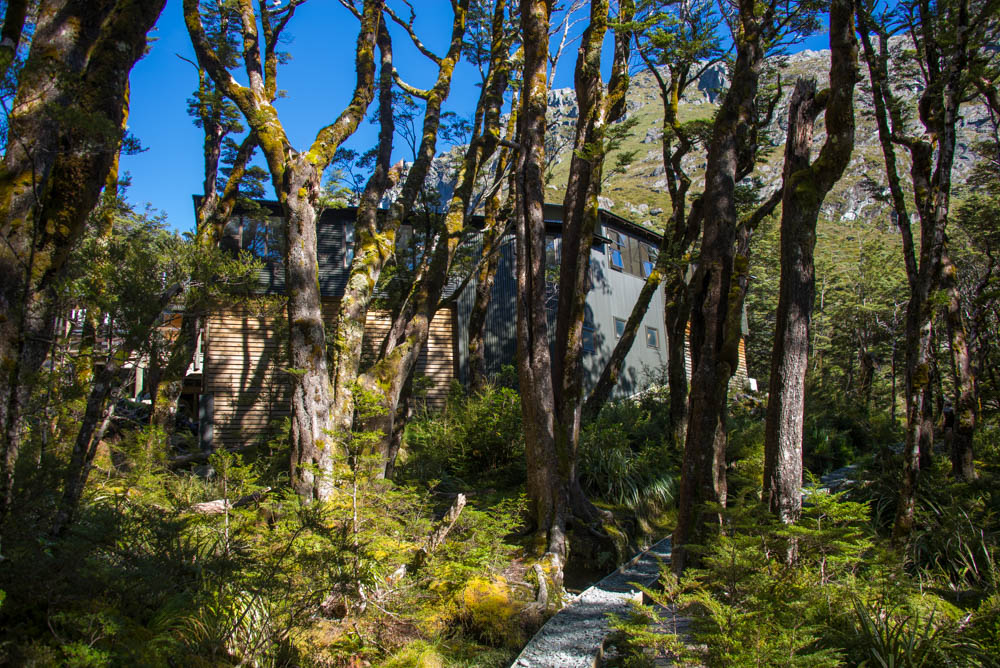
397,38,990,230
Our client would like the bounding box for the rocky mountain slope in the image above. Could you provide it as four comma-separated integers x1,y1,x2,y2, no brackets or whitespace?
543,43,992,232
406,40,992,235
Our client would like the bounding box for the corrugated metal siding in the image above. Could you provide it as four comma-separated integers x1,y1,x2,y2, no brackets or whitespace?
257,210,352,297
455,231,670,399
454,232,519,383
582,245,668,398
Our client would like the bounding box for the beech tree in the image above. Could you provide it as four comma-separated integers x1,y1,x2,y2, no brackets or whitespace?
325,1,471,475
149,2,264,437
184,0,384,500
0,0,167,520
856,0,996,537
514,0,633,574
467,98,519,393
359,0,517,475
583,0,722,438
762,0,857,524
672,0,811,573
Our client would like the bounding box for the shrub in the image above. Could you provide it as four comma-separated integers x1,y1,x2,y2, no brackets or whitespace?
579,396,678,514
401,382,525,489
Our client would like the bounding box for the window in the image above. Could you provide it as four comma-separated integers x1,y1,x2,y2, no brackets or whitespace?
583,307,596,353
607,229,625,271
343,222,355,268
220,216,283,261
646,326,660,349
614,317,626,339
546,237,561,266
610,248,624,270
641,243,657,277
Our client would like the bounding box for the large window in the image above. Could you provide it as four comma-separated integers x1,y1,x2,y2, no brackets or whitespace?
221,216,283,262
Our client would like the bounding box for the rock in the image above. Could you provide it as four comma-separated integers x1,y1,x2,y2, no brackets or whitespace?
697,62,729,103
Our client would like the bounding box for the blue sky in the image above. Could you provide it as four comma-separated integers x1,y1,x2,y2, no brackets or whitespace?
121,0,831,233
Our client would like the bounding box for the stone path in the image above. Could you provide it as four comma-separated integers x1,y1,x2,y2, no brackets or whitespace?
511,537,675,668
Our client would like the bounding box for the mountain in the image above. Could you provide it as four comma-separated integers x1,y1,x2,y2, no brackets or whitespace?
540,41,992,232
398,39,992,234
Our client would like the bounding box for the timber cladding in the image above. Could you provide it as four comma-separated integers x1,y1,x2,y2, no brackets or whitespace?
204,303,456,450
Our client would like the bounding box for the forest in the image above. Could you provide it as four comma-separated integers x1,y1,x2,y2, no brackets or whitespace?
1,0,1000,665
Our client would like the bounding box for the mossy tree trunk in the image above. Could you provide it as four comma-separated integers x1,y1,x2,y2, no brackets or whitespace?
186,0,384,500
857,0,979,539
329,3,472,465
155,37,262,437
585,9,719,426
363,0,514,474
0,0,166,520
515,0,632,572
468,100,519,393
763,0,857,524
552,0,633,524
515,0,566,564
941,249,977,480
672,0,765,574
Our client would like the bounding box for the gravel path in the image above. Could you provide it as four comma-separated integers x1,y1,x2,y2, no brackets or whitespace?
510,537,675,668
511,463,861,667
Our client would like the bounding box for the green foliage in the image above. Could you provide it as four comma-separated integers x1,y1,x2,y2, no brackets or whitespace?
848,595,985,667
400,382,525,490
611,493,967,667
579,391,679,514
0,410,526,666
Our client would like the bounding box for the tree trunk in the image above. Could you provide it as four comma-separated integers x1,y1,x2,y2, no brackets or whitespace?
942,249,977,479
51,360,123,535
0,0,166,520
857,0,972,541
151,314,200,432
360,0,509,465
468,103,519,393
516,0,569,566
763,0,857,524
664,282,691,449
383,363,415,480
673,0,765,574
185,0,383,499
328,7,469,461
283,158,340,500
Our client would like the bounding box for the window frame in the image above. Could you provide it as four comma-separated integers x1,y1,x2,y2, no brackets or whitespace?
609,248,624,270
614,317,626,339
645,325,660,349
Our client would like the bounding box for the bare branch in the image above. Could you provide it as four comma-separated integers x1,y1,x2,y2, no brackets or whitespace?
384,2,442,64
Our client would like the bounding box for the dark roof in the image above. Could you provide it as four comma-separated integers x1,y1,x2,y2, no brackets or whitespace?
194,197,663,298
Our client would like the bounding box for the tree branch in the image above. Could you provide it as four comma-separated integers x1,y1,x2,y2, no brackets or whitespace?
384,3,442,64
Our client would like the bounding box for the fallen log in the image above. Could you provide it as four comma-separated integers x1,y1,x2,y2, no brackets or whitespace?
188,487,272,514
